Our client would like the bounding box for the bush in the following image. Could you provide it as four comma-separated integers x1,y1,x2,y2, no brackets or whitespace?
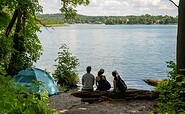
155,61,185,113
53,44,79,88
0,66,58,114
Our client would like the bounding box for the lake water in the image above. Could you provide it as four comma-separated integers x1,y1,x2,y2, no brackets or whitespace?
35,24,177,90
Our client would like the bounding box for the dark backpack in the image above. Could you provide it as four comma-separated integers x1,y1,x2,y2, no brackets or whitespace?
97,76,111,91
115,77,127,92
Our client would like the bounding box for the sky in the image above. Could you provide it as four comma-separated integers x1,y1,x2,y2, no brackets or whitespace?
39,0,179,17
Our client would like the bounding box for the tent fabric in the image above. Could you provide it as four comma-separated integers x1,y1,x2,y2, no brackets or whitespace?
12,67,60,96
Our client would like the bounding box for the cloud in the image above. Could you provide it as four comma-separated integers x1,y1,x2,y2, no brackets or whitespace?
39,0,61,14
131,0,161,7
39,0,178,16
126,0,178,16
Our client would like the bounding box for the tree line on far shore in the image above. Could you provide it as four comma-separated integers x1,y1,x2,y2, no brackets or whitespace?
38,13,178,25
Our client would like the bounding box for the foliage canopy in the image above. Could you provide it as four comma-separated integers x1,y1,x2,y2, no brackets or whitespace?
0,0,89,76
155,61,185,113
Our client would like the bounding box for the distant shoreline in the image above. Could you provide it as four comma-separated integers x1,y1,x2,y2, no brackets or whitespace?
38,14,178,26
38,23,69,27
38,23,177,27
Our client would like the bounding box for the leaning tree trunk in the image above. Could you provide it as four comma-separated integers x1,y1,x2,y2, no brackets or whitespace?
7,9,27,76
176,0,185,75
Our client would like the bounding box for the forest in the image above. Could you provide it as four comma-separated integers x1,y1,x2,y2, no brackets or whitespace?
38,13,178,25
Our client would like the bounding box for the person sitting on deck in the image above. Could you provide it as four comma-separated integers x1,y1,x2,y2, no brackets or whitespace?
82,66,95,91
112,70,127,93
96,68,111,91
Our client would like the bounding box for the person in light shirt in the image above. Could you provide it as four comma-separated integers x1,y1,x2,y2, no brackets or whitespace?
82,66,95,91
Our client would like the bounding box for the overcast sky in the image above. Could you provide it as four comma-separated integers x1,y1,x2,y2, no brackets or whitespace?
39,0,179,17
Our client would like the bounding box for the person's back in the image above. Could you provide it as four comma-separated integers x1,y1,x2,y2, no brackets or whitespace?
82,66,95,91
115,76,127,92
112,70,127,93
96,68,111,91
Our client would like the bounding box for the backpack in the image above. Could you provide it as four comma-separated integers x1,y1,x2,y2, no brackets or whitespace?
97,76,111,91
115,76,127,92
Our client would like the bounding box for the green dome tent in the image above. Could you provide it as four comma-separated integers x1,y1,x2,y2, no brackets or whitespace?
12,68,60,96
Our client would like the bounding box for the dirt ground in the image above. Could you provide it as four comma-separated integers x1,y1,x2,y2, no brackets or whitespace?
49,92,156,114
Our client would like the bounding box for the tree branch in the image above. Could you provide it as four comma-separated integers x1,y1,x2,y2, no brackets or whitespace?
36,18,54,30
169,0,179,8
36,18,52,27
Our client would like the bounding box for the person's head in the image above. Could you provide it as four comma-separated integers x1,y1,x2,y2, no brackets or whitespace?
112,70,117,77
98,68,104,76
86,66,91,73
112,70,119,77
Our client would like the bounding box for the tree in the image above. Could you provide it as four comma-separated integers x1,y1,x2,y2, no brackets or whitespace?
53,44,79,88
176,0,185,75
0,0,89,76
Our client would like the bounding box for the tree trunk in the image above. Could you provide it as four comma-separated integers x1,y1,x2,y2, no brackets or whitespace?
7,9,26,76
5,10,18,37
177,0,185,75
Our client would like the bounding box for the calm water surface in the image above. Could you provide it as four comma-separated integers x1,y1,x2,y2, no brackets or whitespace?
35,24,177,90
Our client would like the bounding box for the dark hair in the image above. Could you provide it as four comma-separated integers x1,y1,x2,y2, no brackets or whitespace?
86,66,91,73
112,71,117,77
98,68,104,76
112,70,121,80
98,71,102,76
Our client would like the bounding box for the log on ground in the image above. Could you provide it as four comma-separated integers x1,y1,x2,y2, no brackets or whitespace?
71,89,159,100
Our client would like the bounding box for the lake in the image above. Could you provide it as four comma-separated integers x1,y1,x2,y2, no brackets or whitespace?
35,24,177,90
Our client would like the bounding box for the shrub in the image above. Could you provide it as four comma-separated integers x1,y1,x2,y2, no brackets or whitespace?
53,44,79,88
155,61,185,113
0,66,58,114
